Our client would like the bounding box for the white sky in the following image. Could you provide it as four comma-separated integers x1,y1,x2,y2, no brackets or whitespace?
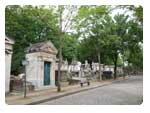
61,6,134,34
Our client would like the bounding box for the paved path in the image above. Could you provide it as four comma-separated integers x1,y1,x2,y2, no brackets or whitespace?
40,76,143,105
6,79,112,105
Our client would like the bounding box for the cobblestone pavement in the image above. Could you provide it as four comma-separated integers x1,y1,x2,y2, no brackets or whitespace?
40,76,143,105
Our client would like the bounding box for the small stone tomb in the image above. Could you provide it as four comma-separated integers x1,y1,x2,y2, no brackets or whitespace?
26,41,58,90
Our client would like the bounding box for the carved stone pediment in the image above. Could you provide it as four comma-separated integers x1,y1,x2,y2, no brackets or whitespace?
26,41,58,55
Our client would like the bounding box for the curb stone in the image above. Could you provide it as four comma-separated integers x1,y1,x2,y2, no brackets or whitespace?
6,77,126,105
27,82,112,105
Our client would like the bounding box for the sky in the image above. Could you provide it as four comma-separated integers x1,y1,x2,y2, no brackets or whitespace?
60,5,134,34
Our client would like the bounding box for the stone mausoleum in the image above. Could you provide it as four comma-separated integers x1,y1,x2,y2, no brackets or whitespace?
26,41,58,90
5,36,14,93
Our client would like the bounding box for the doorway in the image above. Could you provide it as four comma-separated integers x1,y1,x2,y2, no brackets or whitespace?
44,62,51,85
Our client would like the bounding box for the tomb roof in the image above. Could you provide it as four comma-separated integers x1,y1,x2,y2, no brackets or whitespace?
26,41,58,55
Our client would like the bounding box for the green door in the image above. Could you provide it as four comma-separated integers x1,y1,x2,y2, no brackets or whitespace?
44,62,50,85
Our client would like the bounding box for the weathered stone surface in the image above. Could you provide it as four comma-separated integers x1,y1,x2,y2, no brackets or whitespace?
5,36,14,93
26,41,57,90
26,41,58,55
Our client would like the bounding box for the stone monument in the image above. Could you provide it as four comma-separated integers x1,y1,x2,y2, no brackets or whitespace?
25,41,58,90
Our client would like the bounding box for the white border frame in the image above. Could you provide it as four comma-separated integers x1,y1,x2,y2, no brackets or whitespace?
0,1,148,113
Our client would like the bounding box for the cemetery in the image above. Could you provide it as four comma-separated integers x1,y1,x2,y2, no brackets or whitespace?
5,6,142,97
7,41,124,92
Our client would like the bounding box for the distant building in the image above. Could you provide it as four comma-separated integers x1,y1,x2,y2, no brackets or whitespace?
5,36,14,93
26,41,58,90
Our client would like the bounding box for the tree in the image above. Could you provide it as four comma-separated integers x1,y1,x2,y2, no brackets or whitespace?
62,34,79,63
75,6,143,79
75,8,129,79
115,5,143,73
56,5,78,91
6,5,79,75
6,5,143,78
126,20,143,72
74,6,110,81
6,6,59,74
113,14,129,78
118,5,143,24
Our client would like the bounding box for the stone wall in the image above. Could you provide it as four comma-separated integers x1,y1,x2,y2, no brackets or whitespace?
5,37,14,93
26,52,56,90
5,53,12,92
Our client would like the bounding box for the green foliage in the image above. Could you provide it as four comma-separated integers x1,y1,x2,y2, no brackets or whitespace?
6,5,143,75
62,34,79,63
75,6,143,75
6,5,59,74
134,6,143,23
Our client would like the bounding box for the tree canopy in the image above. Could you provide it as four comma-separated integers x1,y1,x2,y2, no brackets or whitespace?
5,5,143,75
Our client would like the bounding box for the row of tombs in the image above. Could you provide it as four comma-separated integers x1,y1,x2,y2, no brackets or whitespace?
5,36,123,92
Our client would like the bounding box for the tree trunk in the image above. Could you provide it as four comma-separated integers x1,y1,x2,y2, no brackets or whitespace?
57,8,63,92
113,53,118,80
114,61,117,79
122,55,125,79
98,52,102,81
